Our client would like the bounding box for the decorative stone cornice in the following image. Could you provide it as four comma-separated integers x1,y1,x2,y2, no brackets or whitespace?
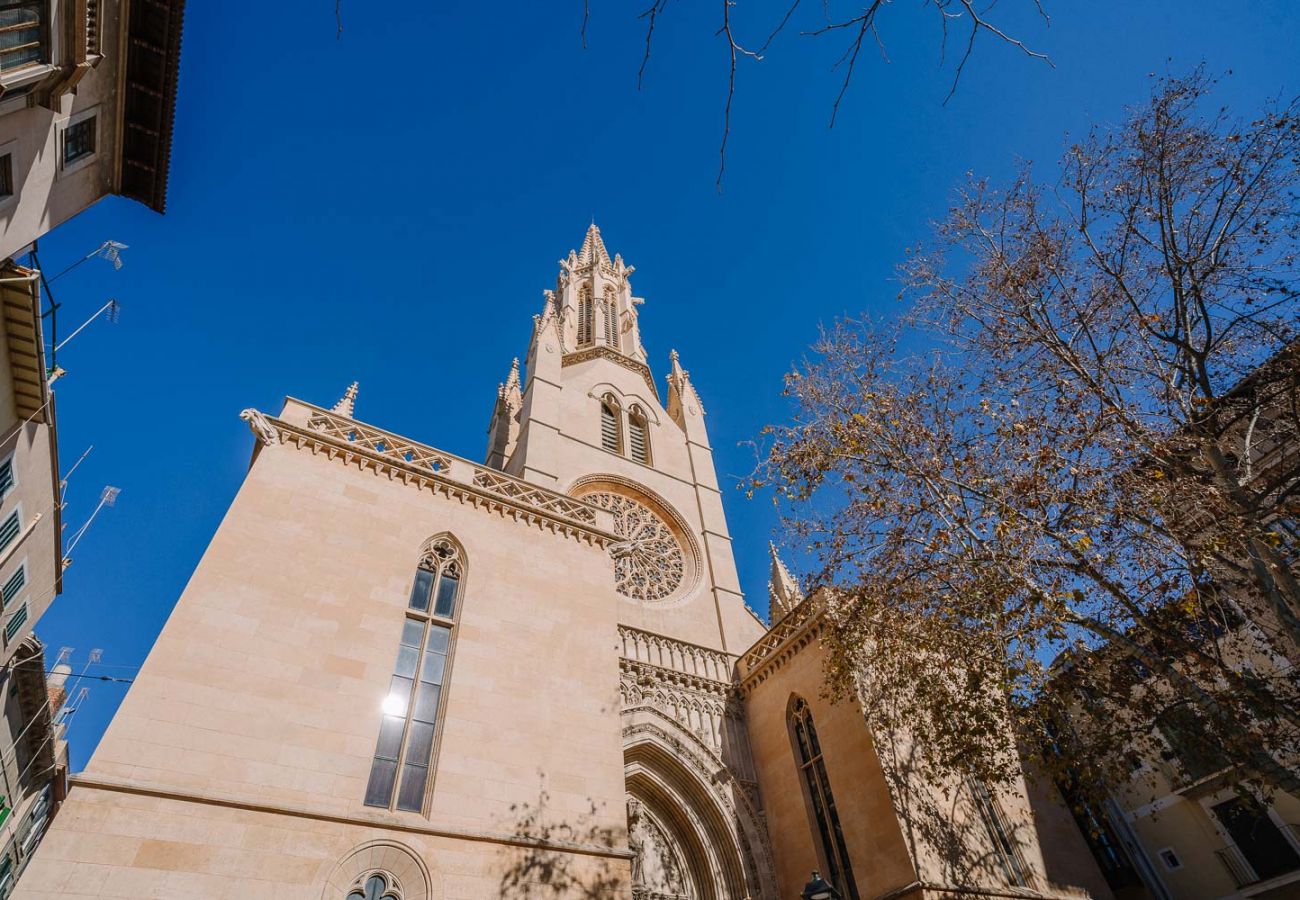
619,625,735,686
737,596,824,694
562,345,661,402
244,402,620,548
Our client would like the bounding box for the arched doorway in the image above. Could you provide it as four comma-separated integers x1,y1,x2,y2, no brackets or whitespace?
623,712,777,899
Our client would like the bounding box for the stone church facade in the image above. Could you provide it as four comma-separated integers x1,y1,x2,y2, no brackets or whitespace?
16,226,1109,899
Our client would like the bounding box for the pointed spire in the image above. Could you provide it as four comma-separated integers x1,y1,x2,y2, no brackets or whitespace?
331,381,359,417
768,542,805,621
576,221,611,267
667,349,706,418
498,358,522,410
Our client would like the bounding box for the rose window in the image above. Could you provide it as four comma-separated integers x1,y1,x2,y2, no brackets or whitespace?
585,492,686,602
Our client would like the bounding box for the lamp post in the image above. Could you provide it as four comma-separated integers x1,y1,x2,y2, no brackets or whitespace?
801,872,842,900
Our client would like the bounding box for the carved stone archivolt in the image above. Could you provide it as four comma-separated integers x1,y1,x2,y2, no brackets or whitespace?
619,628,777,899
320,840,434,900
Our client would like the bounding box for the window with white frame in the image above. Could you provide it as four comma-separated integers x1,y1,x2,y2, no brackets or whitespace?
58,107,100,177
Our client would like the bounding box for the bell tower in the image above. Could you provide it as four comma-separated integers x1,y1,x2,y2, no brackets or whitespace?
484,223,764,653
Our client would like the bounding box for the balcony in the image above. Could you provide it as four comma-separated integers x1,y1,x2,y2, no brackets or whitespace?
1214,824,1300,890
1217,844,1259,889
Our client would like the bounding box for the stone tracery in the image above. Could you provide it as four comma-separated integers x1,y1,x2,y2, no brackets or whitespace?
587,491,686,602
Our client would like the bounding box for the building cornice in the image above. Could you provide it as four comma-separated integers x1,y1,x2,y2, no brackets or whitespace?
562,346,661,402
244,402,621,549
737,596,825,694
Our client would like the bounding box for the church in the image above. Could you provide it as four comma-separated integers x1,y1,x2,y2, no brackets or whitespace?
16,225,1110,899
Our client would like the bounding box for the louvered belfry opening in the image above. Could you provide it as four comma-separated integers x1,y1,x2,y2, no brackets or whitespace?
628,407,649,465
603,290,619,349
578,289,594,346
601,398,622,453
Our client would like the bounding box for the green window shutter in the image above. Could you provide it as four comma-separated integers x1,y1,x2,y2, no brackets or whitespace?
4,604,27,641
0,513,18,553
0,567,24,607
0,459,12,497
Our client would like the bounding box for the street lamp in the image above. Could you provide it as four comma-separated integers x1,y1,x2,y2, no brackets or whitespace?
801,871,841,900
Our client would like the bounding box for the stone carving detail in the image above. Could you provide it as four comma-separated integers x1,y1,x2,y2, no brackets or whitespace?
345,872,400,900
740,596,818,675
618,627,759,786
473,470,597,525
627,798,692,899
240,408,281,446
418,537,463,578
305,409,453,474
589,493,685,602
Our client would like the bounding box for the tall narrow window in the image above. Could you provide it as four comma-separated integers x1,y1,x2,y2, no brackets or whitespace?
628,406,650,465
970,779,1029,886
601,397,622,454
790,698,860,900
365,537,463,813
577,288,594,346
603,290,620,349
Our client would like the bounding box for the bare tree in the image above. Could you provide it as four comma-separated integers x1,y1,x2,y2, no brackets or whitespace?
755,70,1300,797
589,0,1051,185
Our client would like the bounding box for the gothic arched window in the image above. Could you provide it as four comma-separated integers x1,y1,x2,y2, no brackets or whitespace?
790,698,860,900
578,288,594,346
969,779,1029,886
601,395,623,454
365,537,464,813
603,289,620,349
628,405,650,465
346,874,399,900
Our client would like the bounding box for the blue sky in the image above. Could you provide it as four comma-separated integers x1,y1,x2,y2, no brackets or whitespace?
34,1,1300,768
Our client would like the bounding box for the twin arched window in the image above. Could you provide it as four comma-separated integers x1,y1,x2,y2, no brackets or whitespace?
790,698,860,900
364,537,464,813
599,396,652,465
